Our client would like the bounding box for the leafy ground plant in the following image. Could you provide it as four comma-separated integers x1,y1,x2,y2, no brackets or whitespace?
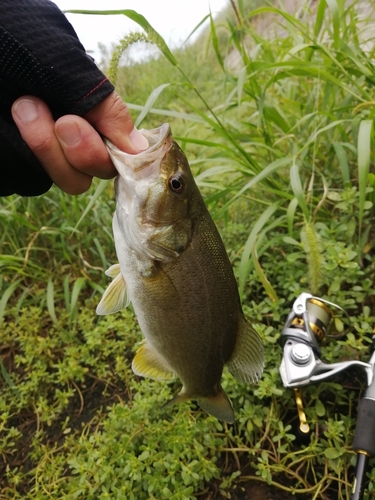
2,0,375,499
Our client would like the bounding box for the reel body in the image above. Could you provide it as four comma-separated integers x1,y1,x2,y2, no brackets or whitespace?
278,292,375,500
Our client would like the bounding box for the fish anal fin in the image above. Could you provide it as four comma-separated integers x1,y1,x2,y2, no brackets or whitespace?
96,271,129,315
227,316,264,383
132,342,175,381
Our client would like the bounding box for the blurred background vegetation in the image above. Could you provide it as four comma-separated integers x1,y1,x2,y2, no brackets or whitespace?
2,0,375,498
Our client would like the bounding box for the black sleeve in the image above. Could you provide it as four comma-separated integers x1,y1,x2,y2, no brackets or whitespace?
0,0,116,197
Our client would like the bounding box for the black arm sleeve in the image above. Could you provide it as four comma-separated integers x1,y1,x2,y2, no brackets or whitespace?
0,0,115,196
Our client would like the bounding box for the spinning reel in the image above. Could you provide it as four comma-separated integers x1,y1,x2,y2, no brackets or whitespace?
279,292,375,500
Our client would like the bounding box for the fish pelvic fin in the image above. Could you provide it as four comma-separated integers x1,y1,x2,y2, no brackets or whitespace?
96,264,130,315
163,386,235,424
132,342,176,381
227,316,264,383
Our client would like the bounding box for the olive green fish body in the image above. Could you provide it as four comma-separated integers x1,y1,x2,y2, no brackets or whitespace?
97,124,264,422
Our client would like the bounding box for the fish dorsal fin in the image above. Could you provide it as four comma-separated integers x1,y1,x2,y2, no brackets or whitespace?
163,386,235,423
227,316,264,383
132,342,176,381
96,267,129,315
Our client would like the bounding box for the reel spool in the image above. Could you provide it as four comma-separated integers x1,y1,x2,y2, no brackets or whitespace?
291,297,333,342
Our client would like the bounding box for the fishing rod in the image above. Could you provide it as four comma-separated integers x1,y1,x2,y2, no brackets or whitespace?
278,292,375,500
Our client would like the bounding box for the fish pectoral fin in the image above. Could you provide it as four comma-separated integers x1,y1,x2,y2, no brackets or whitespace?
96,270,129,315
197,388,235,424
147,224,190,261
227,316,265,383
132,342,176,381
163,387,235,424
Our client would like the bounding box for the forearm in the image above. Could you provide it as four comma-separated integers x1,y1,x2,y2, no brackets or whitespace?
0,0,114,116
0,0,114,196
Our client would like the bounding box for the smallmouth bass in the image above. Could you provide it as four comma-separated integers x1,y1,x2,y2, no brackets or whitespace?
97,123,264,423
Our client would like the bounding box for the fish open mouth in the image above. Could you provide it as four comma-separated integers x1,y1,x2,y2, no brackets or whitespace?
140,123,171,153
106,123,173,181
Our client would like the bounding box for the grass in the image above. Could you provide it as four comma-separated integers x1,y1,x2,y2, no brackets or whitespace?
2,0,375,498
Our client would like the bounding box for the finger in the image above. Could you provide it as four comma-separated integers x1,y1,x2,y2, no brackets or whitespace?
55,115,117,179
12,96,92,195
84,92,149,153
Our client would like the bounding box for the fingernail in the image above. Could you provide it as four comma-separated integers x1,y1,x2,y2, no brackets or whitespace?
13,99,39,122
130,127,149,151
56,120,81,146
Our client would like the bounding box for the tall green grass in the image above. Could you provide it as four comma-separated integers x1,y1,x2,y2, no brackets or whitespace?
70,0,375,298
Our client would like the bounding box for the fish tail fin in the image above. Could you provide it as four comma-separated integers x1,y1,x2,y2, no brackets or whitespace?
197,387,235,424
163,387,235,423
227,316,264,383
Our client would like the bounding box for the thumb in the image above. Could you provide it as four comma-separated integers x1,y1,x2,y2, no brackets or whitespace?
84,91,149,153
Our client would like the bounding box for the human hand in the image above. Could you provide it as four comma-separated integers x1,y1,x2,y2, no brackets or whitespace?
11,92,149,195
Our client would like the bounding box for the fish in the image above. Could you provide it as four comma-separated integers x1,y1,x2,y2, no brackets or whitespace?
96,123,264,423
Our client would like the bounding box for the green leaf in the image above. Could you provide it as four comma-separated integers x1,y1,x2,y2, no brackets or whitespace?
237,66,247,111
332,142,351,186
70,277,86,322
0,279,21,326
135,83,170,128
251,247,278,301
217,157,292,216
324,447,343,459
0,359,19,395
287,198,299,237
315,398,326,417
314,0,327,38
47,278,57,324
127,103,205,123
184,14,210,44
325,0,340,49
334,317,344,332
290,162,310,220
283,236,301,246
73,180,110,234
238,203,279,299
209,12,225,72
358,119,373,230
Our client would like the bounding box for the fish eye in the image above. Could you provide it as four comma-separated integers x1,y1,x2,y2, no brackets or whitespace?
168,175,185,194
